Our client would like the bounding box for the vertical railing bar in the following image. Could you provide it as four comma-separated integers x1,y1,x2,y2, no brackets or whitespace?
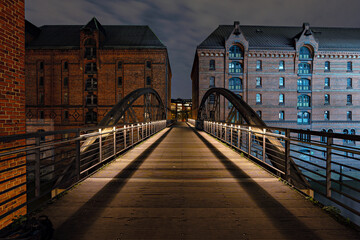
326,136,333,198
34,136,41,198
262,128,266,162
99,129,102,162
75,129,81,181
285,129,291,182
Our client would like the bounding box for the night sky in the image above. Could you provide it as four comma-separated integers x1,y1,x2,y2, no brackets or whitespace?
25,0,360,99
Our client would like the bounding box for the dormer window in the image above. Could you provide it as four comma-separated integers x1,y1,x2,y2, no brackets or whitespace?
229,45,242,58
299,46,312,60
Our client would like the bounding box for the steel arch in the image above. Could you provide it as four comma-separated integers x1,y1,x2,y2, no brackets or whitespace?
197,88,309,188
99,88,166,126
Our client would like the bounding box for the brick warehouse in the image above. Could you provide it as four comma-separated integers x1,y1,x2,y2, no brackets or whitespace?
0,0,26,228
192,21,360,136
25,17,171,132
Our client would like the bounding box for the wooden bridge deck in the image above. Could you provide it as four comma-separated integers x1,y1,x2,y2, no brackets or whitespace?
40,122,359,239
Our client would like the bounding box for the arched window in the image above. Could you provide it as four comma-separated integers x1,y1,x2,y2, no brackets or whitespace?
256,110,262,118
85,78,97,91
297,95,310,107
84,38,96,58
324,78,330,88
324,111,329,120
299,46,312,60
229,45,242,58
350,129,356,144
279,111,284,120
279,60,285,71
86,94,97,105
325,61,330,71
347,61,352,72
343,129,349,144
347,94,352,105
256,94,262,104
229,77,242,90
320,129,326,143
298,63,311,74
297,111,310,124
347,111,352,121
347,78,352,88
209,60,215,70
279,94,284,104
229,61,242,73
297,78,310,91
85,110,97,124
324,94,330,104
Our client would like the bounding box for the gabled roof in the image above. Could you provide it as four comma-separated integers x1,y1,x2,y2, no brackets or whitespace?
198,24,360,51
25,19,166,49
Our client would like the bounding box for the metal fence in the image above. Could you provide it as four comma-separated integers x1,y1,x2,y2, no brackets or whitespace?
0,120,167,221
201,120,360,224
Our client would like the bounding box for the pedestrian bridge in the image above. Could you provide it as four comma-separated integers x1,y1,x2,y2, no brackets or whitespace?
37,122,359,239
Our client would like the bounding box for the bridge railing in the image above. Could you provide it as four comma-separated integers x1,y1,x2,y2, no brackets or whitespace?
0,120,167,221
202,120,360,223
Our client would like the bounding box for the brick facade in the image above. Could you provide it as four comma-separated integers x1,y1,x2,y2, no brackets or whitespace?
0,0,26,229
25,19,171,132
192,22,360,135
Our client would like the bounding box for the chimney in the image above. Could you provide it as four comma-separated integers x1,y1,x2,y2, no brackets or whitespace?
234,21,240,35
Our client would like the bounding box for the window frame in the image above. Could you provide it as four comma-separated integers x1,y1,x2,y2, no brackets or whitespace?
256,60,262,71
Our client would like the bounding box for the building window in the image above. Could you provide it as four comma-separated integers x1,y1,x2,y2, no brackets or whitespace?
118,77,122,86
117,61,122,70
324,78,330,88
256,110,262,119
229,45,242,58
209,94,215,104
343,129,349,144
85,78,97,91
279,60,285,71
325,61,330,71
347,94,352,105
64,61,68,70
297,111,310,125
64,110,69,120
84,38,96,58
279,94,284,104
347,111,352,121
256,94,262,104
297,95,310,108
146,61,151,69
320,129,327,143
39,77,44,87
297,78,310,91
229,77,242,90
64,92,68,104
324,94,330,105
39,111,44,119
209,60,215,70
228,101,233,109
210,76,215,87
38,129,45,142
279,111,284,120
298,63,311,74
256,60,262,71
256,77,262,87
347,61,353,72
324,111,330,120
64,77,68,87
39,92,44,105
146,76,151,85
39,61,44,70
229,61,242,73
85,110,97,124
279,77,285,88
350,129,356,145
85,63,97,73
299,46,311,60
86,94,98,105
347,78,352,88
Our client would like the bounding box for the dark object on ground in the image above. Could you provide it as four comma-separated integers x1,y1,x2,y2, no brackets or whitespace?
0,215,53,240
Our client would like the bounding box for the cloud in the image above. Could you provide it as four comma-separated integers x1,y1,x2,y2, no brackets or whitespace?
26,0,360,98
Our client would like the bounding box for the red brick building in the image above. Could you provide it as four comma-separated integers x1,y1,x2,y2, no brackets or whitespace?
0,0,26,229
25,18,171,132
192,21,360,135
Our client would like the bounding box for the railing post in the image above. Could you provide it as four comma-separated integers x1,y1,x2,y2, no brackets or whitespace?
137,123,140,142
124,125,127,149
113,126,116,156
230,124,233,146
285,129,291,182
99,129,102,162
326,137,333,198
131,124,134,146
248,127,252,156
262,128,266,162
34,136,41,198
75,129,81,181
238,125,241,149
224,124,227,142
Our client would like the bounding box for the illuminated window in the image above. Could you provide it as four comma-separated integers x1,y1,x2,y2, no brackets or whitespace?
256,94,262,104
229,61,242,73
229,45,242,58
299,46,311,59
297,111,310,125
325,61,330,71
324,78,330,88
324,94,330,105
279,60,285,71
298,63,311,74
297,95,310,107
279,94,284,104
279,77,285,88
256,60,262,70
297,78,310,91
279,111,284,120
324,111,329,120
347,111,352,121
229,77,242,90
256,77,262,87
